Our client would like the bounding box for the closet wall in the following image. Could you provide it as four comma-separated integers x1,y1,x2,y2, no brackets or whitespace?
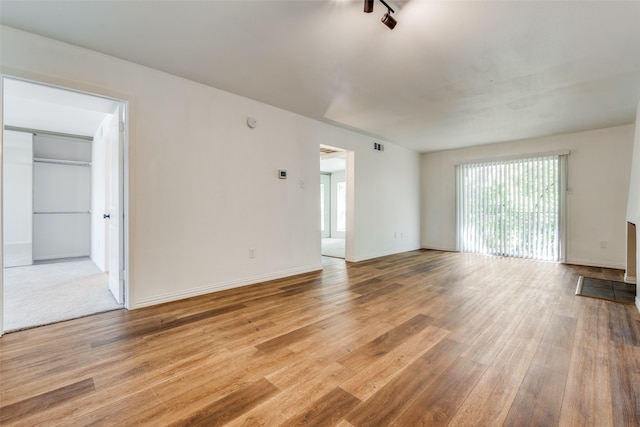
2,130,33,267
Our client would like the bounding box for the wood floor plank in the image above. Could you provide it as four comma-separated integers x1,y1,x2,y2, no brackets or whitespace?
149,346,296,407
280,387,361,427
449,345,535,427
1,251,639,426
52,388,166,427
90,303,247,347
391,357,486,426
606,306,640,347
574,305,612,354
0,378,95,424
508,305,553,354
460,309,526,365
228,361,354,426
344,338,467,426
503,363,567,427
530,313,578,374
559,346,613,426
167,377,279,427
340,325,450,401
337,313,433,370
608,340,640,426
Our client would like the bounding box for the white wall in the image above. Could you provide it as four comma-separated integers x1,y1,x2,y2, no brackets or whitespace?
422,124,635,269
2,129,32,267
0,26,421,309
323,139,421,262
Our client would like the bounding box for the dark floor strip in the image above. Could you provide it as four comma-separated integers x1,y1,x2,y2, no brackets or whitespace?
91,303,247,347
281,387,361,426
0,378,95,423
168,377,279,427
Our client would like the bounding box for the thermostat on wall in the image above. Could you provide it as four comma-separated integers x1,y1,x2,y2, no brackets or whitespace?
278,170,287,179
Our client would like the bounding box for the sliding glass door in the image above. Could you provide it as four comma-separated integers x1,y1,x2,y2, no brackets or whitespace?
456,154,567,261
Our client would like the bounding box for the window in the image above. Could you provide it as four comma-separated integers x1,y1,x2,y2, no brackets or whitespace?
320,184,325,231
456,154,566,261
336,181,346,232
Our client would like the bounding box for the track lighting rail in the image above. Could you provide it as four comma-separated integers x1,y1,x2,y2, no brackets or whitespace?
364,0,398,30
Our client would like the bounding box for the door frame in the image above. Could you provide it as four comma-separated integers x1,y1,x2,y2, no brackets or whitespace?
0,75,130,335
319,145,355,262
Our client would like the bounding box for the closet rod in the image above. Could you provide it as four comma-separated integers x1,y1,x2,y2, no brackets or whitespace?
34,211,91,215
4,125,93,141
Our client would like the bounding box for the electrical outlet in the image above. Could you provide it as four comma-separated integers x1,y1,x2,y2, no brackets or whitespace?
249,248,255,258
600,241,607,249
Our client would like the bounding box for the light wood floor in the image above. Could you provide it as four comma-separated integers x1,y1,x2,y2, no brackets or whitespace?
1,250,639,426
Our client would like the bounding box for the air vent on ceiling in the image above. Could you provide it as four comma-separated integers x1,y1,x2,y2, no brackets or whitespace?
320,147,341,155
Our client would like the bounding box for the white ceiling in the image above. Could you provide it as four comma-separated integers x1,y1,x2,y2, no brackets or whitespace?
1,0,639,152
321,155,347,173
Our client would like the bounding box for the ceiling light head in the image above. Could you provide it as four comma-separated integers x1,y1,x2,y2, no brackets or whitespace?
381,11,397,30
365,0,398,29
364,0,374,13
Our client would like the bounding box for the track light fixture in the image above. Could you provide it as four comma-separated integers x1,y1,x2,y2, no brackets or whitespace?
381,11,397,30
364,0,398,30
364,0,374,13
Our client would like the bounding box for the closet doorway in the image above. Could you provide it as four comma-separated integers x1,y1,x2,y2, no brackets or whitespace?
1,77,128,333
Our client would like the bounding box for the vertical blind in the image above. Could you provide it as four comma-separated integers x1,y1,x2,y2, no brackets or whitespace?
456,154,566,262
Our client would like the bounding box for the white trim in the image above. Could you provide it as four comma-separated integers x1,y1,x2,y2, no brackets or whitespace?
575,275,585,295
0,75,4,336
133,264,322,308
559,155,568,263
455,149,571,166
565,258,626,270
636,296,640,314
624,274,637,284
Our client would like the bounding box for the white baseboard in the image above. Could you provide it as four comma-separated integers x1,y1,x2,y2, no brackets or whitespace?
637,296,640,314
133,263,322,309
564,258,626,270
624,274,637,284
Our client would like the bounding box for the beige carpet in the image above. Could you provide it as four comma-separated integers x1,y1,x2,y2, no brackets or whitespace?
322,238,345,258
3,259,122,332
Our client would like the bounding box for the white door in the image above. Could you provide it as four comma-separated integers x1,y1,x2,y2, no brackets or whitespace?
107,105,124,304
